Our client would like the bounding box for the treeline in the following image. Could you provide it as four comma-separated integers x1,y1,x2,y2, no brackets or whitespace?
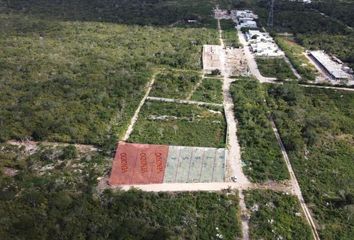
311,0,354,28
2,0,218,27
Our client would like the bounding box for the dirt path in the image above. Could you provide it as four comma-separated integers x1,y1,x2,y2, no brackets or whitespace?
7,140,97,153
270,118,320,240
300,83,354,92
109,180,292,193
186,74,204,100
123,73,157,141
218,18,251,240
147,96,223,107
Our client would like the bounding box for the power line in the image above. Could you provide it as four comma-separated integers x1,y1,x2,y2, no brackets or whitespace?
267,0,275,27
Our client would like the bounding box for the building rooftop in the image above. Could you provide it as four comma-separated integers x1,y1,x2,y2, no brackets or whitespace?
310,51,350,79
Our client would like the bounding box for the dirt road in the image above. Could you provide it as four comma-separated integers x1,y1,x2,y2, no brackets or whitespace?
237,30,276,83
146,96,223,107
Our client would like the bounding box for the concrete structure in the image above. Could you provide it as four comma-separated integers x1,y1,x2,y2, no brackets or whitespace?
202,45,223,74
309,50,352,80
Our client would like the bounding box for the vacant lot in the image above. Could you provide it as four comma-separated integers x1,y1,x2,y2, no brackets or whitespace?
230,80,288,182
129,101,226,148
0,143,241,240
257,58,296,80
191,78,223,103
267,84,354,239
275,36,318,81
150,69,201,99
221,19,240,48
245,190,313,240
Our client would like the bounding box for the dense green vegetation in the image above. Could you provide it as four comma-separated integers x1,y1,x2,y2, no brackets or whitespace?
248,0,354,70
220,19,240,48
191,78,223,103
245,190,313,240
256,58,296,80
129,101,226,147
275,36,318,81
150,69,201,99
311,0,354,28
230,80,288,182
267,84,354,239
0,1,219,145
0,143,242,239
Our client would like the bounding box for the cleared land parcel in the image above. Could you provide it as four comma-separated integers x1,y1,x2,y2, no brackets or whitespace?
129,101,226,148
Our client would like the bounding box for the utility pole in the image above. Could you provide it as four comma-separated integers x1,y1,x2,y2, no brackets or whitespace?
267,0,275,28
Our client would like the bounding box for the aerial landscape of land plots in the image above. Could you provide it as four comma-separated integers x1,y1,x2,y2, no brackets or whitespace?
1,0,354,239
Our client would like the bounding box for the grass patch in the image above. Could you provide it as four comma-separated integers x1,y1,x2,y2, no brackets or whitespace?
129,101,226,148
275,36,318,81
191,78,223,103
230,79,289,182
267,83,354,239
245,190,313,240
256,58,296,80
150,69,201,99
221,19,240,48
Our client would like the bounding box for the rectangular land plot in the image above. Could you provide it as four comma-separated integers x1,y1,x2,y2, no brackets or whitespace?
149,69,201,99
175,147,193,183
129,101,226,148
164,146,226,183
109,142,169,185
191,78,223,104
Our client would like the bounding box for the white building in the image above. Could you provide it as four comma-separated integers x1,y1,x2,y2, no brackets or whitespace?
246,30,284,57
309,51,351,80
234,10,258,20
239,20,257,29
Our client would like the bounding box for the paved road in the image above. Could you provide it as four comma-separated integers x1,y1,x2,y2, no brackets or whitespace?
270,118,320,240
237,30,276,83
146,96,223,107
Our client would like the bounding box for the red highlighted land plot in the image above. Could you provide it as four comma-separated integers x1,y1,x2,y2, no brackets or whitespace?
109,142,169,185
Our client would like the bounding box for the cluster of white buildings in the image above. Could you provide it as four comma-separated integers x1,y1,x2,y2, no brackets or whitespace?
309,50,353,81
246,30,284,58
232,10,258,29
